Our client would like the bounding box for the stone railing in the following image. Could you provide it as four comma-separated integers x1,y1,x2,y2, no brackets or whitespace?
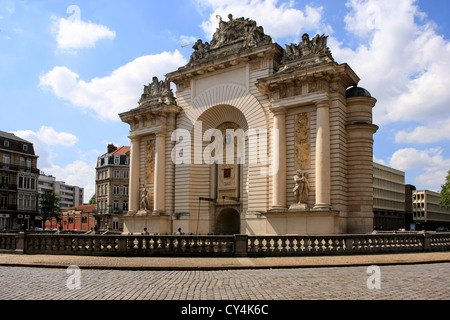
0,232,449,257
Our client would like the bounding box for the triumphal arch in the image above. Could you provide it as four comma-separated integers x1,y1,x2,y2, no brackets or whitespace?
119,15,378,235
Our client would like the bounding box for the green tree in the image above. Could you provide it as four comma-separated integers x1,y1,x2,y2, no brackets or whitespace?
439,170,450,209
39,190,61,229
88,194,96,205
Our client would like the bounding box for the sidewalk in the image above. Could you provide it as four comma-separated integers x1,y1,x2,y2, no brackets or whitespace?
1,251,449,270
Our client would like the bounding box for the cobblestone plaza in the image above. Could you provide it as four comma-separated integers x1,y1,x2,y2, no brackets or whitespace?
1,263,448,301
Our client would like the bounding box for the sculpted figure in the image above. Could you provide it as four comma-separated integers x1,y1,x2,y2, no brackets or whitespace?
293,170,310,204
140,187,149,211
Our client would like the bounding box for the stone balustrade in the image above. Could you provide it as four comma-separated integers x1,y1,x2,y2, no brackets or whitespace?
0,232,449,257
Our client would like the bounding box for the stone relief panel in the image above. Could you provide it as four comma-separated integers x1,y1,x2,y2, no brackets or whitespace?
294,113,311,170
145,139,155,185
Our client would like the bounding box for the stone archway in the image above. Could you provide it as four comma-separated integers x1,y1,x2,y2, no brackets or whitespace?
215,207,240,235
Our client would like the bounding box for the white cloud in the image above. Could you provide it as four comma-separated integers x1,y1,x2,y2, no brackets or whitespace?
13,127,94,202
52,15,116,52
39,50,187,121
389,147,450,190
329,0,450,130
13,126,78,167
48,161,96,202
373,155,386,165
196,0,329,42
395,117,450,143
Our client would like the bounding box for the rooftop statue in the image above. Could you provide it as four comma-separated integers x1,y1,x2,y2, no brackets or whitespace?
282,33,331,64
139,76,174,105
187,14,272,66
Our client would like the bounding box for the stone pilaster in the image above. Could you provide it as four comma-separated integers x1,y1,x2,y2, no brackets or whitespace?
128,136,141,213
314,101,331,210
153,131,166,213
272,108,287,209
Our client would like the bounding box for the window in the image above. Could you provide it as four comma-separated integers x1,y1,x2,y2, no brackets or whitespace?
123,201,128,211
1,173,9,186
20,157,25,167
123,185,129,195
123,170,129,179
113,185,120,195
3,154,10,165
114,170,120,178
3,140,9,148
23,144,28,151
113,200,119,211
114,156,120,164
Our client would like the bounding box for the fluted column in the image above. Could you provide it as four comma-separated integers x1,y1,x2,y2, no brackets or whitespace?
128,136,140,213
272,109,286,209
314,101,331,210
153,132,166,213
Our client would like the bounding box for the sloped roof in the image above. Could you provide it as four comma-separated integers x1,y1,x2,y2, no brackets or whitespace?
101,146,130,157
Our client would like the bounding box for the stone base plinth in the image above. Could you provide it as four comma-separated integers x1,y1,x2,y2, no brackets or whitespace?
289,203,309,210
244,210,340,235
122,214,170,235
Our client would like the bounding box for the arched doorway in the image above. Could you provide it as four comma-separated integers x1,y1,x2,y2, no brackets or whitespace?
215,208,240,234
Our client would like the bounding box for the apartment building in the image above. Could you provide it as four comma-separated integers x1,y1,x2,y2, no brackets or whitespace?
373,162,406,230
95,144,130,231
38,173,84,211
412,189,450,230
0,131,39,230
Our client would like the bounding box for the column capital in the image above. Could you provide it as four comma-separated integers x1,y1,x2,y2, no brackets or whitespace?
313,100,331,109
270,107,287,116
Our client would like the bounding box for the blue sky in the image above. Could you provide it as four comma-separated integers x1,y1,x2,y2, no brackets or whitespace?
1,0,449,202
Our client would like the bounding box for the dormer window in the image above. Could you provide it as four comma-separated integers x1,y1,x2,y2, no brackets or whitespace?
23,144,28,151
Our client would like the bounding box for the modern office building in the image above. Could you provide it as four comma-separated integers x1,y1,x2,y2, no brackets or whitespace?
95,144,130,231
372,162,406,230
0,130,40,230
412,189,450,230
38,173,84,212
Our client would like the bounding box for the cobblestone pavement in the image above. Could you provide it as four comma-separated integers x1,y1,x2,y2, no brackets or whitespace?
0,263,449,301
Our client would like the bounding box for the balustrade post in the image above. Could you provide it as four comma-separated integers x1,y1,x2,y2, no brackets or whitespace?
345,237,353,252
15,232,25,254
117,236,128,253
422,232,431,251
234,235,248,257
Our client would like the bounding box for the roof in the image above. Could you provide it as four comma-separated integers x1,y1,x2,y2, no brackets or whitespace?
346,86,372,98
0,130,32,144
64,204,95,213
101,146,130,157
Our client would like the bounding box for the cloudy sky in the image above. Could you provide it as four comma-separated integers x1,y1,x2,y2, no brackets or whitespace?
1,0,449,202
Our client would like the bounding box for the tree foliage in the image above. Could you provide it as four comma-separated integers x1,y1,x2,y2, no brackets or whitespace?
88,194,96,205
439,170,450,209
39,190,61,227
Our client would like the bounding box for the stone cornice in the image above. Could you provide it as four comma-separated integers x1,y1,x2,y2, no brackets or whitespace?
256,62,360,102
166,43,283,84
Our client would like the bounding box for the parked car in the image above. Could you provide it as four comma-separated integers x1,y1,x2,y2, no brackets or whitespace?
436,226,449,232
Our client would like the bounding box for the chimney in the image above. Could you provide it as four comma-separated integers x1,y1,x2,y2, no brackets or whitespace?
107,144,117,154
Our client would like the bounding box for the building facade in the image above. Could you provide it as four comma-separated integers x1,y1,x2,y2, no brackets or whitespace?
0,131,39,230
372,162,406,230
413,190,450,230
38,173,84,212
45,204,96,231
95,144,130,231
119,15,378,235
